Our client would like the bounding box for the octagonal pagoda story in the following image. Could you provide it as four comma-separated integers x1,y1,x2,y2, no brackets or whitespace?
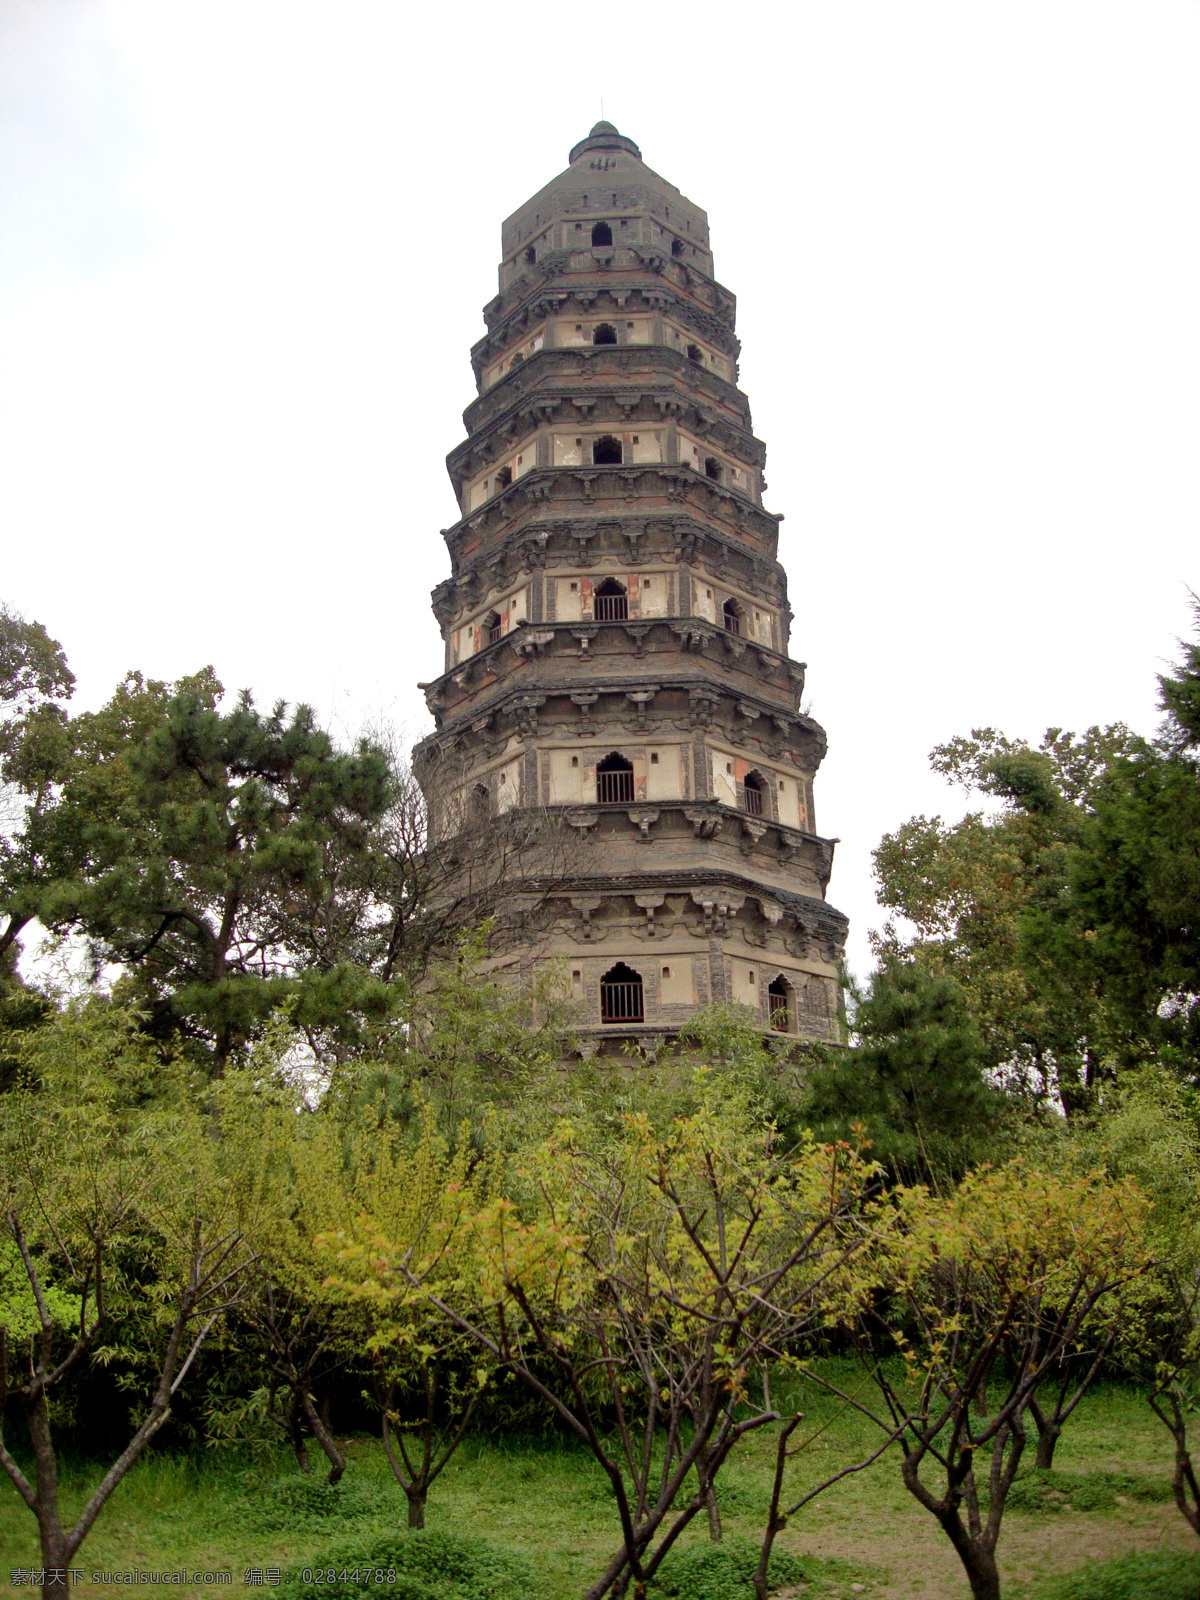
413,122,848,1052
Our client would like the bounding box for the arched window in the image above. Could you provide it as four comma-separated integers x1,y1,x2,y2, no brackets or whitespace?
686,343,704,365
768,975,795,1034
600,962,644,1023
592,435,623,466
484,611,502,646
704,456,722,482
468,783,490,824
671,238,684,259
723,598,743,635
596,751,634,804
591,221,613,247
494,465,512,490
592,322,617,345
740,769,766,817
524,245,536,266
593,577,628,621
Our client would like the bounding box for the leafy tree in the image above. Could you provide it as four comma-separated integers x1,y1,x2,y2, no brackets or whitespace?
803,961,1007,1185
1026,606,1200,1090
873,724,1141,1115
327,1090,888,1600
849,1162,1151,1600
0,1002,261,1584
1088,1070,1200,1534
30,671,395,1068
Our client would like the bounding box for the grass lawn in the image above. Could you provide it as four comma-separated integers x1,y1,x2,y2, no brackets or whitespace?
2,1373,1196,1599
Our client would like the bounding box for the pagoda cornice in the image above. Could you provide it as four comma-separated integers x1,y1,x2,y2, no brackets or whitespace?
473,277,741,374
430,515,790,627
443,465,782,572
418,634,818,744
482,248,737,339
427,800,840,901
457,352,757,462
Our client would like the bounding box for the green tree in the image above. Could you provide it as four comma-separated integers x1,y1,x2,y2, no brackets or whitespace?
327,1090,888,1600
850,1162,1151,1600
31,671,395,1068
1026,607,1200,1089
0,1002,261,1585
803,962,1007,1185
874,724,1142,1114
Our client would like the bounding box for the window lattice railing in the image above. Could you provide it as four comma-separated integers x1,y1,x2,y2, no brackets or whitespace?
600,981,644,1023
597,769,635,804
594,593,628,621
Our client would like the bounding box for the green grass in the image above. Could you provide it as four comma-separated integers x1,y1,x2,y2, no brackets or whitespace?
1029,1549,1200,1600
0,1372,1194,1598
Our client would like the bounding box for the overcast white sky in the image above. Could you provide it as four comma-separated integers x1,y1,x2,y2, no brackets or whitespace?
1,1,1197,977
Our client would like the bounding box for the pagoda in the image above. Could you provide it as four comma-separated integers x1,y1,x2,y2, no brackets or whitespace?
413,122,847,1053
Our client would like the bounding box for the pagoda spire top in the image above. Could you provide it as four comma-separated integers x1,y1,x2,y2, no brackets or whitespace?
568,121,642,165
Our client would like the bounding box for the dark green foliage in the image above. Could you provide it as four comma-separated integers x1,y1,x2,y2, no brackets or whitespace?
30,670,397,1065
1031,1548,1200,1600
803,961,1006,1183
277,1530,537,1600
247,1474,403,1533
0,603,74,721
1023,606,1200,1091
648,1537,848,1598
1000,1468,1170,1515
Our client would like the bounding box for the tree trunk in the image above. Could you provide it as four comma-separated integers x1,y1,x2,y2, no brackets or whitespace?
288,1402,312,1474
301,1392,345,1485
938,1514,1002,1600
705,1485,722,1542
27,1391,71,1589
1034,1422,1061,1471
406,1489,426,1530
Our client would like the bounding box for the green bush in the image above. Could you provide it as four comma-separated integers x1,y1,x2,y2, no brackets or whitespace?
1003,1469,1171,1515
248,1474,402,1532
1033,1549,1200,1600
277,1530,537,1600
648,1537,825,1599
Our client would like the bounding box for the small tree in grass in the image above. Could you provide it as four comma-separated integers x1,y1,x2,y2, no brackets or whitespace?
326,1086,889,1600
843,1162,1150,1600
0,1005,262,1587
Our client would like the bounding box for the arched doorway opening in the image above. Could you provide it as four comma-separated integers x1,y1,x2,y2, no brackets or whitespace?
596,751,634,804
592,322,617,345
592,435,623,466
591,221,613,246
741,769,766,817
723,598,743,635
593,577,628,621
484,611,502,646
601,962,644,1023
768,975,795,1034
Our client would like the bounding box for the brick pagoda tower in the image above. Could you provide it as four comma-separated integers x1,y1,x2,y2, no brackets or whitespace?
414,122,847,1052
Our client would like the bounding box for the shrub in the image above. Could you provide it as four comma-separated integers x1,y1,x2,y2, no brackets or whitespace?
648,1537,828,1599
248,1474,401,1533
277,1530,536,1600
1002,1469,1171,1515
1034,1549,1200,1600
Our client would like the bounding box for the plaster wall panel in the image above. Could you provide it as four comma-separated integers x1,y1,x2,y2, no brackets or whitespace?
731,960,760,1011
658,957,696,1005
556,577,584,619
548,748,585,803
645,745,681,801
495,758,523,813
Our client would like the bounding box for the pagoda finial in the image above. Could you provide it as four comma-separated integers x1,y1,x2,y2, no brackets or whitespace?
569,121,641,165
